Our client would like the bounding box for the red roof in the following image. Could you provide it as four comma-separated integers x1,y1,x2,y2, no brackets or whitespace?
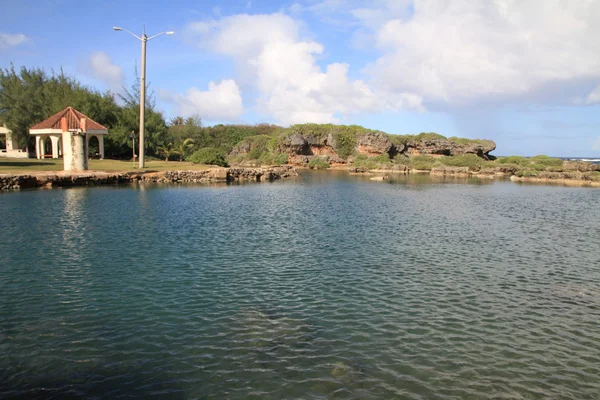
30,107,108,131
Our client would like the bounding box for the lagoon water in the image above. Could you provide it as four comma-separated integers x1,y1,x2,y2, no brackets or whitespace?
1,171,600,399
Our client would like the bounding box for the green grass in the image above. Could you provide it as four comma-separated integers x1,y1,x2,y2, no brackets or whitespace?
408,155,440,170
353,154,392,170
438,154,485,170
308,157,330,169
0,158,211,173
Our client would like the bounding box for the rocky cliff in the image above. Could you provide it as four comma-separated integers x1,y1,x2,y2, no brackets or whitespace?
229,125,496,166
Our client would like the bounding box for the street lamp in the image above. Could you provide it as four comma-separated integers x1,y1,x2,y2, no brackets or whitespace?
113,26,174,168
128,130,137,166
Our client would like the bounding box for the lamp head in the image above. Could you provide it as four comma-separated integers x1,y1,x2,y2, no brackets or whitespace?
113,27,122,31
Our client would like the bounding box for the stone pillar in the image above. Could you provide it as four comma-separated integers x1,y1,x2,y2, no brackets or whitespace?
50,136,60,159
98,135,105,160
35,136,42,159
5,130,19,151
61,117,88,171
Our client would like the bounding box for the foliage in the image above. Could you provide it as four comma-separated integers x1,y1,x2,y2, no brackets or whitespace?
0,65,120,150
388,132,447,146
447,137,490,147
175,138,195,161
439,154,486,170
353,154,392,170
529,155,564,168
408,155,439,170
157,142,179,161
308,157,330,169
497,156,531,166
188,147,228,167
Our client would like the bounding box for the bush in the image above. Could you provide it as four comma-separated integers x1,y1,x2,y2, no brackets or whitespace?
439,154,485,170
530,155,564,168
388,132,447,146
409,155,439,170
353,154,391,170
514,169,538,177
189,147,228,167
498,156,531,167
259,153,288,166
308,157,330,169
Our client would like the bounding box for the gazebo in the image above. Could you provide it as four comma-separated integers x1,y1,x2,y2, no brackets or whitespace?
29,107,108,160
0,124,29,158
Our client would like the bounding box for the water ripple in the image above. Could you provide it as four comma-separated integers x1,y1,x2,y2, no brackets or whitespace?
1,173,600,399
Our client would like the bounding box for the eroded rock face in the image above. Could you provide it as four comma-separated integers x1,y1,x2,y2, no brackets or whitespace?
356,131,394,156
229,129,496,166
404,139,496,159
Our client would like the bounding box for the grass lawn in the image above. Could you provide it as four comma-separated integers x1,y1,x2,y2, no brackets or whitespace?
0,158,210,173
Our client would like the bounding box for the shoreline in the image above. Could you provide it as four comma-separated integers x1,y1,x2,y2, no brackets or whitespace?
2,164,599,190
0,166,298,191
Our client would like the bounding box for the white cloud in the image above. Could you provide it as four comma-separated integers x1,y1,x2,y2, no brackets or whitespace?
357,0,600,106
160,80,244,120
84,52,124,92
584,84,600,105
186,13,421,125
0,33,29,50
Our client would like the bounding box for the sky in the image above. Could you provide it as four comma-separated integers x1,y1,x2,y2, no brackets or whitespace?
1,0,600,157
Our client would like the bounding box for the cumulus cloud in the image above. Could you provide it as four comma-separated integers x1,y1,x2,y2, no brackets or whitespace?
0,33,29,50
584,84,600,105
160,80,244,120
84,52,124,92
186,13,421,125
356,0,600,106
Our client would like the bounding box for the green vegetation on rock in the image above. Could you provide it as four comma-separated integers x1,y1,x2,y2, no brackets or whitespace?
188,147,228,167
308,157,330,169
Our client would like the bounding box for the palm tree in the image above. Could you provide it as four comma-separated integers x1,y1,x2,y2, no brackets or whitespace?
176,138,195,161
157,142,179,161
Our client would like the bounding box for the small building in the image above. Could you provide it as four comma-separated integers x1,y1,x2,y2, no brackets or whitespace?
0,124,29,158
29,107,109,171
29,107,108,161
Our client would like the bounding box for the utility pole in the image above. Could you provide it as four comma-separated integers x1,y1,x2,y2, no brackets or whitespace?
113,26,174,168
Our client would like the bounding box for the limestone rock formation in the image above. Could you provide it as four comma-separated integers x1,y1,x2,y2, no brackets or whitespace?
404,139,496,159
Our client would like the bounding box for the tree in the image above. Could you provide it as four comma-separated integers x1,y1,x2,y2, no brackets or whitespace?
157,142,179,161
0,66,120,152
175,138,195,161
0,66,47,150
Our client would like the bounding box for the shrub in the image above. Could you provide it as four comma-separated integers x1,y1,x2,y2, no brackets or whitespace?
530,155,564,169
409,155,439,170
414,132,447,141
259,153,288,166
189,147,228,167
308,157,330,169
498,156,531,167
439,154,485,170
514,169,538,177
353,154,392,170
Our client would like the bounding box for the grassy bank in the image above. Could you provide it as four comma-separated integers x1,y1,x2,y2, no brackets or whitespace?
0,158,210,173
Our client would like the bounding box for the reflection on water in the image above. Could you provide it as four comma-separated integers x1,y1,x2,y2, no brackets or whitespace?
1,172,600,399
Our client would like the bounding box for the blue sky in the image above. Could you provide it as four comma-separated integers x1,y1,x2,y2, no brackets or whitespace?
1,0,600,157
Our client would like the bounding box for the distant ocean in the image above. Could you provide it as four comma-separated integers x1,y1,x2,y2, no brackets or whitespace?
562,157,600,165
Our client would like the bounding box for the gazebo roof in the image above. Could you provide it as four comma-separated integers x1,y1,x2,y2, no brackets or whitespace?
30,107,108,131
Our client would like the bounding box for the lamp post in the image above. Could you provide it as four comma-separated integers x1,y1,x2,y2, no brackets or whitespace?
128,130,137,166
113,26,174,168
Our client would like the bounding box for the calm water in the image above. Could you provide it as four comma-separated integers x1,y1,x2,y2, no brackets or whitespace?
1,172,600,399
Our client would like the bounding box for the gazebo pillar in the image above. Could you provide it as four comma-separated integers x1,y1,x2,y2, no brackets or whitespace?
35,136,42,159
50,136,60,159
98,135,105,160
